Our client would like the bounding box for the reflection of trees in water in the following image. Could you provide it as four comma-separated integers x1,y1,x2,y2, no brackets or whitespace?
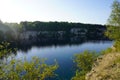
14,37,110,53
16,38,84,53
0,39,111,63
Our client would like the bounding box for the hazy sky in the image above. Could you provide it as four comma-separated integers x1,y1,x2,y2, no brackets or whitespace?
0,0,115,24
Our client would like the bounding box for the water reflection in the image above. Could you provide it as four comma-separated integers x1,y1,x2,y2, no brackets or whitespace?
14,40,113,80
15,40,112,53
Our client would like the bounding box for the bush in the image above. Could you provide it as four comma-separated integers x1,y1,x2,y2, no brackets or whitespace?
101,48,113,55
0,42,58,80
0,42,17,59
114,40,120,52
72,50,97,80
0,57,58,80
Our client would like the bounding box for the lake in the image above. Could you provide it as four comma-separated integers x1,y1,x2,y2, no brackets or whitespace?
14,41,113,80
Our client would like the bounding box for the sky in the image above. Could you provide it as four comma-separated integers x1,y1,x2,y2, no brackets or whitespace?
0,0,115,24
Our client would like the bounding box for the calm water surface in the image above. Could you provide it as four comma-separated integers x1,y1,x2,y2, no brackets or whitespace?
15,41,113,80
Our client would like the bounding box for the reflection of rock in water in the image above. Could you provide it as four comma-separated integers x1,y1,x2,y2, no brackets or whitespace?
70,36,87,42
13,38,111,53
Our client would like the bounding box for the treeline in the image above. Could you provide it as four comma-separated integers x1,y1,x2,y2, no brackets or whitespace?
20,21,104,31
0,21,108,44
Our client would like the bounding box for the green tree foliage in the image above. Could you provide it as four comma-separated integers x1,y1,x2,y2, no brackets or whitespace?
20,21,105,32
0,20,106,41
0,21,11,32
4,23,22,41
72,51,97,80
19,21,106,40
0,42,16,58
105,0,120,51
0,42,58,80
0,57,58,80
101,48,113,54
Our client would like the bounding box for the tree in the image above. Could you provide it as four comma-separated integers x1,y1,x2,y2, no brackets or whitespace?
106,0,120,51
0,57,58,80
71,51,97,80
0,42,58,80
0,42,17,59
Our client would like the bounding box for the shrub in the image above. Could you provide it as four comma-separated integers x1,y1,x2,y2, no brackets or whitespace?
0,57,58,80
71,50,97,80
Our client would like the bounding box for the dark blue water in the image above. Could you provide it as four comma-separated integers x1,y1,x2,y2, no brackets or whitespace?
15,41,113,80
